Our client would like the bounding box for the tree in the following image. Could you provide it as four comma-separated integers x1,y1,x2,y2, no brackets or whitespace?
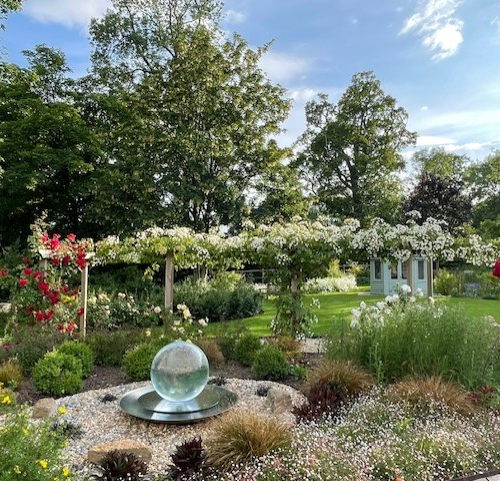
411,147,468,181
467,151,500,239
402,173,472,233
0,46,98,244
0,0,22,30
295,71,416,225
87,0,291,233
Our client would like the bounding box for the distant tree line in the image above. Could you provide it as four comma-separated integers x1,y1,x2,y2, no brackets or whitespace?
0,0,498,248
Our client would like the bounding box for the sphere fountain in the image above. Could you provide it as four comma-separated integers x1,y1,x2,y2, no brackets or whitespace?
120,341,238,424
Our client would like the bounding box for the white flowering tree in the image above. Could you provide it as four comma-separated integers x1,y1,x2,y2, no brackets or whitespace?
241,217,359,338
95,227,243,311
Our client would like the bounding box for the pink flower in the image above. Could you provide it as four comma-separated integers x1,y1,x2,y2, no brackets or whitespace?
66,233,76,242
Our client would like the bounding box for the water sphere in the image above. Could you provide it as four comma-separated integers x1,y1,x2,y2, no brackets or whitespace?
151,341,209,402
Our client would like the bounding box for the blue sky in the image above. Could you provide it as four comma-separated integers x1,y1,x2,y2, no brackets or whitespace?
3,0,500,164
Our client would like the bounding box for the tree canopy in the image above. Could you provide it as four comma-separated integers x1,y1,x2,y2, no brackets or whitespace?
295,71,417,225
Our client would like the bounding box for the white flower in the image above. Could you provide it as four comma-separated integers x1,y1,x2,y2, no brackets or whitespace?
428,297,435,306
415,288,424,297
401,284,411,294
153,306,162,314
182,308,191,320
198,318,208,327
117,292,126,299
350,318,360,329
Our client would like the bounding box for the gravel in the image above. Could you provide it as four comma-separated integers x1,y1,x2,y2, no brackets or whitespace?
55,378,306,478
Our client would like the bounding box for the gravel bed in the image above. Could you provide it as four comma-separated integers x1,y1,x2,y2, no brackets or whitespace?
56,378,306,479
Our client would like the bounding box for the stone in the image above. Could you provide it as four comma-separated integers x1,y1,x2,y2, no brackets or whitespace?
88,439,152,465
265,388,293,413
32,398,57,419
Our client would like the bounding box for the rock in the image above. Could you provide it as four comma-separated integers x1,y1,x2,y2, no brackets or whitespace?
32,398,57,419
88,439,152,465
265,388,293,413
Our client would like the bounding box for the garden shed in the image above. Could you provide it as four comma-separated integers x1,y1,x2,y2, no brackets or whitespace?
370,256,429,296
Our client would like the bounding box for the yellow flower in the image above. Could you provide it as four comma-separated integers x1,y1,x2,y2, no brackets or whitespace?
1,395,11,405
58,406,66,415
38,459,48,469
22,428,29,436
62,467,70,477
14,465,21,474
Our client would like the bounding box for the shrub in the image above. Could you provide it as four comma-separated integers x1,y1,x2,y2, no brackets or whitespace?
233,333,262,367
168,437,214,480
0,405,73,481
293,380,342,423
57,340,94,378
206,410,292,470
252,345,290,381
387,376,476,416
90,449,148,481
9,325,63,374
123,340,163,381
85,329,140,367
174,279,263,322
326,294,500,390
267,335,303,360
307,359,373,399
302,274,357,293
197,339,225,366
434,268,459,296
32,351,83,396
0,359,23,387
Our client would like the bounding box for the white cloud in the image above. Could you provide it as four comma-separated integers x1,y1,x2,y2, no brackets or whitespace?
23,0,110,28
400,0,463,60
421,105,429,111
289,88,318,103
259,52,309,84
417,135,455,146
224,9,246,24
350,17,358,25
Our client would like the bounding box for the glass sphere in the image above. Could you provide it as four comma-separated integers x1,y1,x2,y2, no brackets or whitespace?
151,341,209,402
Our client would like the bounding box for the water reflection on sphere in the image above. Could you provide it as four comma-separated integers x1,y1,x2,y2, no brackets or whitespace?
151,341,209,402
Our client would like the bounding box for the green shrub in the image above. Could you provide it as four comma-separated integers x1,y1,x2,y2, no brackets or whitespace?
0,405,73,481
434,268,458,296
326,295,500,390
234,333,262,367
85,329,140,366
252,345,290,380
123,340,164,381
32,351,83,396
9,326,63,374
57,340,94,378
174,279,263,322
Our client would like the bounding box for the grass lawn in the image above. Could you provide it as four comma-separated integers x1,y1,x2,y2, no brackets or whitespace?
208,290,500,337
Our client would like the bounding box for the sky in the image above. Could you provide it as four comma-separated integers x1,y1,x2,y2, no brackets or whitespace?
2,0,500,165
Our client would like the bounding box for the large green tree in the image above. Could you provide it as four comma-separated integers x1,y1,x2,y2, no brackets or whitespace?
87,0,291,234
295,71,416,224
467,151,500,239
0,0,22,29
411,147,468,181
0,46,97,244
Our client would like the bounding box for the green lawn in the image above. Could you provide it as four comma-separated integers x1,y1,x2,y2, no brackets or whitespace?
208,291,500,337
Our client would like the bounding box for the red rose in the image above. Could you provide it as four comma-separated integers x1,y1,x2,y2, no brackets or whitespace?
67,233,76,242
38,281,50,295
0,267,7,278
40,232,49,243
493,259,500,279
19,278,27,287
50,234,60,249
62,255,70,265
44,310,54,321
77,307,85,317
1,343,11,350
49,292,60,306
27,306,34,314
23,267,33,275
33,271,43,281
35,310,44,322
22,257,31,265
51,256,60,266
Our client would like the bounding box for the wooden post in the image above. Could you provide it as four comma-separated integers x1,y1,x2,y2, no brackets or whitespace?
407,254,414,293
165,255,174,312
80,264,89,337
427,258,434,298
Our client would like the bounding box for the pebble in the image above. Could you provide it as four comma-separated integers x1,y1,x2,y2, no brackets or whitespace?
55,378,306,478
